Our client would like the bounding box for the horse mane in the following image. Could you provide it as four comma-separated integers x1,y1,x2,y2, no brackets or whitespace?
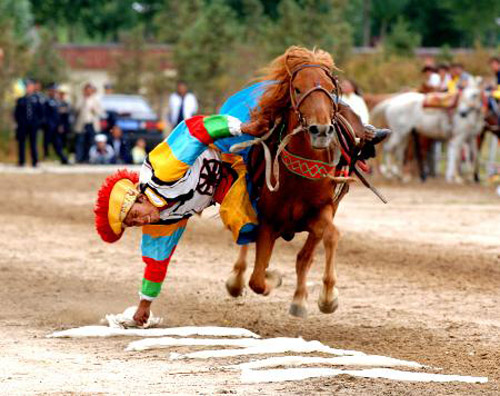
246,46,338,137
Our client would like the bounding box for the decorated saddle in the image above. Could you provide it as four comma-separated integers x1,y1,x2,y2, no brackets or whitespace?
422,92,459,109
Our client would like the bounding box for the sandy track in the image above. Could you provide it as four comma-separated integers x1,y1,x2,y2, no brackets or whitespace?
0,172,499,395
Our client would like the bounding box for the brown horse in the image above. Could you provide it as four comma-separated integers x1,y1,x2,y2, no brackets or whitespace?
225,47,366,318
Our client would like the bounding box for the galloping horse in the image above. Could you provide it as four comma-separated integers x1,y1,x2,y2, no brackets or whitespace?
225,47,366,318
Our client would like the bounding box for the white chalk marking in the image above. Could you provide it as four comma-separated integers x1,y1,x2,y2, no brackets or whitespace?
126,336,261,351
168,337,363,359
240,367,488,384
48,326,260,339
231,355,423,370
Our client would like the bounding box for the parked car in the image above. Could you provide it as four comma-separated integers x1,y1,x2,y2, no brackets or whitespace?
100,94,165,151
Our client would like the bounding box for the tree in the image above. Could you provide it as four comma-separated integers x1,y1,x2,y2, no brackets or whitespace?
154,0,204,44
174,0,240,111
0,0,33,43
27,29,68,87
384,17,421,58
267,0,352,62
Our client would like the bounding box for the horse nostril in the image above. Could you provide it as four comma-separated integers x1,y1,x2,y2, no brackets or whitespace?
327,125,334,135
309,125,320,135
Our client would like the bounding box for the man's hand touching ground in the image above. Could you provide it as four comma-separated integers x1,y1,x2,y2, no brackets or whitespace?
133,299,152,326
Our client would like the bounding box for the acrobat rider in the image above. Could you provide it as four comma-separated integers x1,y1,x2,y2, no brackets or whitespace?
94,88,389,326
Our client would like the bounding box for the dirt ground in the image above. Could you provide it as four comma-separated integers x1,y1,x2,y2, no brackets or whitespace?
0,168,499,395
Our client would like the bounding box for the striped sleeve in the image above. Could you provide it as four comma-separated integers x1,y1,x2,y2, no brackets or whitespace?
139,219,188,300
148,115,241,183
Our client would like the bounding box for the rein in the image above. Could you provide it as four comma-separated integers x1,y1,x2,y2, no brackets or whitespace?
230,63,385,203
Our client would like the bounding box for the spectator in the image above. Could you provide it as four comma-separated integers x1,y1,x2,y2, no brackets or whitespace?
33,80,49,158
14,79,44,167
489,57,500,98
340,79,370,124
109,125,132,164
448,63,471,93
89,134,115,164
131,137,147,164
436,64,451,92
420,66,440,93
75,83,103,163
43,83,68,164
57,87,72,149
168,81,198,128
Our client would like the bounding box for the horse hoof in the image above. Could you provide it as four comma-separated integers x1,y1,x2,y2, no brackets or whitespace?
318,296,339,314
225,274,244,298
289,303,308,318
265,270,283,289
249,278,266,295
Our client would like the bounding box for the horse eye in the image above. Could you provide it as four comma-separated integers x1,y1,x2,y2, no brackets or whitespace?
295,87,301,95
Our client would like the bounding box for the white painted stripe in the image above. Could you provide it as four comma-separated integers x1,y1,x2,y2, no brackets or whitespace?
240,367,488,384
126,336,261,351
230,355,424,370
47,326,260,339
168,337,364,359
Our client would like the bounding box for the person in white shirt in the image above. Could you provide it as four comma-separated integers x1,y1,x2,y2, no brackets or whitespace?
340,79,370,124
421,66,441,92
436,64,451,92
167,81,198,128
89,134,115,164
75,83,103,163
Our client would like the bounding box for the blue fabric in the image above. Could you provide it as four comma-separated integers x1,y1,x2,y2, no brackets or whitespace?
216,81,273,160
167,121,207,165
141,227,186,261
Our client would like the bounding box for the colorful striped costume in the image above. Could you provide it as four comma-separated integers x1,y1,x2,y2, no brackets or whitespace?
138,114,258,301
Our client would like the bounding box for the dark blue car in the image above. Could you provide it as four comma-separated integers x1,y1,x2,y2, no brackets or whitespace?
100,94,165,151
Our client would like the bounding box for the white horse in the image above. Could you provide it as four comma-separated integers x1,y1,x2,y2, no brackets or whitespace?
372,78,484,182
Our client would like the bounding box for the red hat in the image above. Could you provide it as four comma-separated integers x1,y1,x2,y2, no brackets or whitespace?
94,169,140,243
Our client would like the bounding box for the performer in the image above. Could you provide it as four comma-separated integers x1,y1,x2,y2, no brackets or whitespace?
94,85,389,326
95,115,259,325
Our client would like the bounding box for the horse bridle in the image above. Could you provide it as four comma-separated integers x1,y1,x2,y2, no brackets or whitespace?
288,64,342,128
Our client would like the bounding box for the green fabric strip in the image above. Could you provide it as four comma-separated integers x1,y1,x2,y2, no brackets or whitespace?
141,279,163,298
204,115,230,140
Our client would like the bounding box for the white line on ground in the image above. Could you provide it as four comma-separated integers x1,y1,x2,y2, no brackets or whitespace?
167,337,364,359
47,326,260,339
229,355,424,370
240,367,488,384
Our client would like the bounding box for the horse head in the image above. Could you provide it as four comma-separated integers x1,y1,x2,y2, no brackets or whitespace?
248,46,341,150
457,78,484,118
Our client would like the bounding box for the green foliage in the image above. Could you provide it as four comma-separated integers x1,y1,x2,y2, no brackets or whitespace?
341,52,421,93
0,0,33,43
436,45,454,64
174,0,241,111
266,0,352,62
154,0,204,44
384,17,421,58
27,29,68,87
0,18,31,158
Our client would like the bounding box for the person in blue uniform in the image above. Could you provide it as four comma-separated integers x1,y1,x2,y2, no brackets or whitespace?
14,79,44,167
43,83,68,164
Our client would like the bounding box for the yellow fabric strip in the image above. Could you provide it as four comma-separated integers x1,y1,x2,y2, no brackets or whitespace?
219,159,258,243
148,141,189,183
142,218,188,238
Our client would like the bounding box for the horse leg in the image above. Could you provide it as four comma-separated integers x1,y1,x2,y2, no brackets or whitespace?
225,245,248,297
289,232,322,318
249,223,280,295
474,131,486,183
318,212,340,314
